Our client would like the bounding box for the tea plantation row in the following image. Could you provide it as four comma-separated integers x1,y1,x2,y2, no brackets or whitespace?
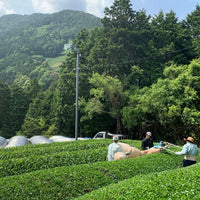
76,163,200,199
0,139,111,160
0,152,183,199
0,139,139,160
0,140,138,177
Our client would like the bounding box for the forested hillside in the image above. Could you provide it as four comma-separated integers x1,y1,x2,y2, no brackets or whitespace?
1,0,200,144
0,10,102,86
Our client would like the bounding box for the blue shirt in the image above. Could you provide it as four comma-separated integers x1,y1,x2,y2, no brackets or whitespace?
176,142,199,156
108,142,121,161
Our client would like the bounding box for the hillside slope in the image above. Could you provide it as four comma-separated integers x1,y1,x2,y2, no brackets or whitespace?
0,10,102,87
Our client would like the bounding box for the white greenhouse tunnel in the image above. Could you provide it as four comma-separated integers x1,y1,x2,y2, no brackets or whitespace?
0,135,90,148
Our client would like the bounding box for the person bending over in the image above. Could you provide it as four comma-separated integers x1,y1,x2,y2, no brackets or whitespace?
107,136,121,161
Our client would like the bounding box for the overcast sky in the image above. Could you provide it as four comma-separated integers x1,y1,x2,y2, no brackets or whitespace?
0,0,199,20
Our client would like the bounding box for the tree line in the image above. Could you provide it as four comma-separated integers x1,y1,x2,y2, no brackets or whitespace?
1,0,200,144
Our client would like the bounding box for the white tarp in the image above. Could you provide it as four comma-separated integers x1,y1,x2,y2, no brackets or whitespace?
1,135,90,148
78,137,90,140
49,136,90,142
30,135,53,144
5,136,29,148
0,136,7,148
49,135,76,142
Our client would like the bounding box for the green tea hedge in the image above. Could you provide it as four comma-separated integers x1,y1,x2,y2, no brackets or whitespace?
0,139,138,160
0,139,110,160
0,147,108,177
0,153,183,199
76,163,200,200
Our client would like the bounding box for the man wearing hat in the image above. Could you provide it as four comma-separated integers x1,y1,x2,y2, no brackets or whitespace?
175,137,199,167
141,131,153,150
107,135,121,161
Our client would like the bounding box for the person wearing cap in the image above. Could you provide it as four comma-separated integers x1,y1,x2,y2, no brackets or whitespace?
175,137,199,167
141,132,153,150
107,135,121,161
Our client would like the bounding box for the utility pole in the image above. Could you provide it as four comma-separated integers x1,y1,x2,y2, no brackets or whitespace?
66,41,80,141
75,48,80,141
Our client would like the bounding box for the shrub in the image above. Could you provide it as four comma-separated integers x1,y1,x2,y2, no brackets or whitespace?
0,147,108,177
0,139,138,160
0,153,183,199
76,163,200,200
0,139,110,160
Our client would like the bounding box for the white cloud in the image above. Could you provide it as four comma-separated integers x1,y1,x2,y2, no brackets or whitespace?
32,0,113,17
0,0,112,18
32,0,55,13
32,0,87,14
86,0,113,17
0,1,15,16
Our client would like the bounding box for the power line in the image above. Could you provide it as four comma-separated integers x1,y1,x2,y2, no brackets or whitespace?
109,45,194,66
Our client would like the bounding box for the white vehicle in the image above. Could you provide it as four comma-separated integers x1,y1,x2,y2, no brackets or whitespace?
93,131,126,140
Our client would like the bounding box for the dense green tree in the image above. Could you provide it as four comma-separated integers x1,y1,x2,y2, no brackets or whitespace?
26,77,41,102
186,5,200,56
81,73,124,134
54,28,97,137
54,55,76,136
20,116,47,137
95,0,152,84
122,59,200,143
54,0,198,139
0,80,11,137
20,84,57,137
9,84,29,135
142,10,193,86
102,0,135,29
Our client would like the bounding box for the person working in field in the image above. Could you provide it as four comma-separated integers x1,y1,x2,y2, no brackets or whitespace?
141,131,153,150
107,135,121,161
175,137,199,167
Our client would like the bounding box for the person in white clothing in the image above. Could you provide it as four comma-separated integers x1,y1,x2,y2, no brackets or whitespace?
107,135,121,161
175,136,199,167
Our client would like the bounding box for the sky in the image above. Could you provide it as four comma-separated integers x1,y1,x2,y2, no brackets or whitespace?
0,0,199,20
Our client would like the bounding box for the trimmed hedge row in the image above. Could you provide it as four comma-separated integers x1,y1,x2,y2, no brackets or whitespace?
0,139,110,160
0,147,108,177
76,163,200,200
0,153,183,199
0,139,139,160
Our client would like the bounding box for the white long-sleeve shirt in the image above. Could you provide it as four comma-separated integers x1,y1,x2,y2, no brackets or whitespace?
176,142,198,156
107,142,121,161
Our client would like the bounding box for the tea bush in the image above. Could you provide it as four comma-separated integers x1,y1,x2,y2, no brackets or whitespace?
0,139,138,160
0,153,183,199
0,139,109,160
0,139,141,177
76,163,200,200
0,147,108,177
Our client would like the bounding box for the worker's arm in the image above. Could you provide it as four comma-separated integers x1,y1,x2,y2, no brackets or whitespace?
175,144,188,155
141,140,145,150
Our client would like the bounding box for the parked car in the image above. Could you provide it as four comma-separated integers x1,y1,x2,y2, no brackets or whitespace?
93,131,126,140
